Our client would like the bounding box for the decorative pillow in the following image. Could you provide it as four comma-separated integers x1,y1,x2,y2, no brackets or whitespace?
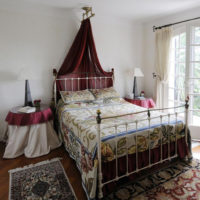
90,87,120,100
60,90,95,103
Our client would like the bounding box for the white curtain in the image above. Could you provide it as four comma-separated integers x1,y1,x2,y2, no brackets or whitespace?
155,27,172,108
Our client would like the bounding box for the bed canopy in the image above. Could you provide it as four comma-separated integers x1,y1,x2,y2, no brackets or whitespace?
53,18,114,94
58,18,113,77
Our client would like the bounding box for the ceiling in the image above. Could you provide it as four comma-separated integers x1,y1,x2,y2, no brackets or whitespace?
1,0,200,22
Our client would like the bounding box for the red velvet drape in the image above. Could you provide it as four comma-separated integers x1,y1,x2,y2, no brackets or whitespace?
56,19,113,93
58,19,112,77
102,137,189,196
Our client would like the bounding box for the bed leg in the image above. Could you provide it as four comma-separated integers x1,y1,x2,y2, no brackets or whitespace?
98,173,103,199
96,110,103,199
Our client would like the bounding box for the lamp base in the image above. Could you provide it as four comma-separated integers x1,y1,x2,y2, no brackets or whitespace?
24,80,33,107
133,77,138,97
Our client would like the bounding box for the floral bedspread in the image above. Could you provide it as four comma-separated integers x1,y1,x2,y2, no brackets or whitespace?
57,98,187,200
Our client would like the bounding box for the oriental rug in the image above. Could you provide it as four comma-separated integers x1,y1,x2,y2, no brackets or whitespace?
9,158,77,200
106,159,200,200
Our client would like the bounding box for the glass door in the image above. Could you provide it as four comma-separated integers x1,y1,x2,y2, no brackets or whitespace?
189,25,200,125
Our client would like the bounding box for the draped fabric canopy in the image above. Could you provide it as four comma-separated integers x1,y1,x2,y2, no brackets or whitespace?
58,19,112,77
56,18,113,94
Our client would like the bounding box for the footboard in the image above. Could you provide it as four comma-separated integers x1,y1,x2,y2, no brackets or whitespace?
96,97,190,199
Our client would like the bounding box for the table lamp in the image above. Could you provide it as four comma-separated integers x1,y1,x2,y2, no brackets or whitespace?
133,67,144,98
18,68,34,107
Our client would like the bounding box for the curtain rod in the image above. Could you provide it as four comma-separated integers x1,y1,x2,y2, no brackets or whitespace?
153,16,200,32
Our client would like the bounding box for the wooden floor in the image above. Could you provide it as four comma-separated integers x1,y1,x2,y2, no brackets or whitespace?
192,142,200,160
0,142,87,200
1,141,200,200
193,145,200,153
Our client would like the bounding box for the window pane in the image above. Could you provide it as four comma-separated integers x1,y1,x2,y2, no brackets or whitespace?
193,79,200,94
180,49,185,62
175,63,179,74
192,26,200,45
179,90,185,102
176,49,185,62
174,89,178,101
175,76,185,90
179,63,186,76
192,63,200,78
193,95,200,110
192,46,200,61
174,36,179,48
169,31,186,110
180,33,186,48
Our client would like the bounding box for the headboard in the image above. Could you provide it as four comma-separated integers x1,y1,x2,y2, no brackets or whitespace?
52,68,114,106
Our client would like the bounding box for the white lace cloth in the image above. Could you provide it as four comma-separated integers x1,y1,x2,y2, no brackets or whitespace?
3,120,61,158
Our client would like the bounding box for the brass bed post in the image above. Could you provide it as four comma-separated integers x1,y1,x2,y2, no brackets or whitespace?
111,68,114,84
96,109,103,199
51,68,58,132
52,68,58,108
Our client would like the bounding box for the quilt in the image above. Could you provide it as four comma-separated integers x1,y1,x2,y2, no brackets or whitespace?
57,98,189,199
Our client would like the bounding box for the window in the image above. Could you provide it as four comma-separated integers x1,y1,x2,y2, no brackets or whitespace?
168,31,186,108
168,23,200,125
189,25,200,125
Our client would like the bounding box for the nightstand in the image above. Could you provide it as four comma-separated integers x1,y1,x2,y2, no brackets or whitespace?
3,104,61,158
125,97,155,108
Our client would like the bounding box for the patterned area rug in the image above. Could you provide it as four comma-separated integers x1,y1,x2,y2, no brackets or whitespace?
106,159,200,200
9,158,76,200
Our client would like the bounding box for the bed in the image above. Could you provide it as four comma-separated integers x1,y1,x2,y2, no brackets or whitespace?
53,69,191,200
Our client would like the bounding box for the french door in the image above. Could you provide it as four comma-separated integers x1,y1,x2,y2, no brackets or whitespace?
168,22,200,130
188,25,200,126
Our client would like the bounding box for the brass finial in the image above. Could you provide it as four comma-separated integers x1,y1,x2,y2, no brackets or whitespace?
82,7,95,21
96,109,101,124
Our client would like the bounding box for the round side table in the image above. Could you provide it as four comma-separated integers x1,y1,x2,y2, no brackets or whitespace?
124,97,155,108
3,104,61,158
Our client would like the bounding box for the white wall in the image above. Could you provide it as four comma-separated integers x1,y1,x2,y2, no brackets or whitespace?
0,6,144,140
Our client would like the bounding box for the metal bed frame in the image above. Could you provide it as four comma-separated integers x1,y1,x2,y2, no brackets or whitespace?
53,69,189,199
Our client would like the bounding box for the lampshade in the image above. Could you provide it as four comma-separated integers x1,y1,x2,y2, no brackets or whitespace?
133,68,144,77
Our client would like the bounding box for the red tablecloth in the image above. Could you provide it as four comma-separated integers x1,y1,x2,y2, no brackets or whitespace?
5,105,53,126
125,98,155,108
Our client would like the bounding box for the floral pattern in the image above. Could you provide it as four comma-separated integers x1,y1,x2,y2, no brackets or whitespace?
60,124,97,199
60,89,95,103
10,160,76,200
106,160,200,200
90,87,120,100
57,98,188,199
